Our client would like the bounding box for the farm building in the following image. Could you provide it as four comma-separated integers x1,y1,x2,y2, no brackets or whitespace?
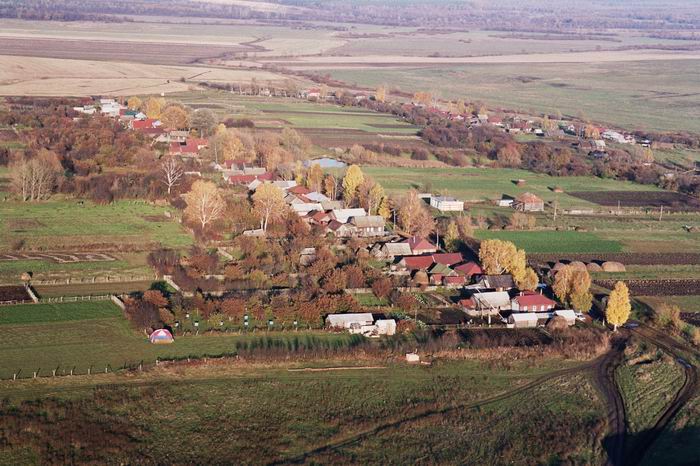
454,262,483,278
351,215,387,237
473,274,515,291
149,328,174,344
402,236,437,255
326,313,374,329
330,208,367,224
430,196,464,212
460,291,511,316
511,293,556,312
370,242,413,260
512,192,544,212
507,313,538,328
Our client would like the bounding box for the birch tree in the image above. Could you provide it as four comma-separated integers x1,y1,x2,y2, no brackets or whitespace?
161,156,184,195
252,183,286,232
184,180,225,232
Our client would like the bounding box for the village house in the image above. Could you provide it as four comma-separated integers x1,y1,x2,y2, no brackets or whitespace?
507,310,576,329
169,138,208,158
460,291,511,317
430,196,464,212
472,274,515,291
330,208,367,224
510,292,556,312
325,313,396,337
453,261,483,278
401,236,437,255
370,241,413,260
350,215,387,237
512,192,545,212
428,262,457,285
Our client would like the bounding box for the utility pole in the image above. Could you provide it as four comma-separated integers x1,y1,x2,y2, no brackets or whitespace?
659,205,664,222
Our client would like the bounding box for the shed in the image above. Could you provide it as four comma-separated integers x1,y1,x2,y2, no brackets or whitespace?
149,328,174,344
554,309,577,326
326,313,374,329
375,319,397,336
508,313,538,328
513,192,544,212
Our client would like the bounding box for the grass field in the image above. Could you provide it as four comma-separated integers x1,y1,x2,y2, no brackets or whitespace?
638,296,700,313
475,230,623,254
361,166,660,208
0,355,603,464
33,281,153,298
642,395,700,466
0,199,191,251
172,90,419,135
325,59,700,134
617,343,684,437
0,301,363,379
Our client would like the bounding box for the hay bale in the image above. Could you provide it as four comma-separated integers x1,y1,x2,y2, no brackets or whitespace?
551,262,568,274
569,261,588,271
586,262,603,272
547,315,569,331
412,270,430,286
602,261,626,272
552,186,564,193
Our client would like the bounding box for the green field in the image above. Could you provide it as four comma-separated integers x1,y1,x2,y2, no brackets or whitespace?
326,59,700,134
33,280,153,298
617,344,684,437
476,230,623,254
639,296,700,314
0,199,191,251
361,166,661,209
0,301,359,379
173,90,419,134
0,355,603,464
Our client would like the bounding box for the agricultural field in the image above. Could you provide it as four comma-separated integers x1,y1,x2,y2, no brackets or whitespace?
0,301,362,380
361,166,663,208
475,230,623,254
0,55,297,97
172,90,420,136
0,355,602,464
323,59,700,134
617,342,685,437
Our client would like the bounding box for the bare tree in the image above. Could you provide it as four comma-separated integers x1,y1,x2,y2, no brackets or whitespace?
184,180,225,232
10,150,61,202
161,157,184,195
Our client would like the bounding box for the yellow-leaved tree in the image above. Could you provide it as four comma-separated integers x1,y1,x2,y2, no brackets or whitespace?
478,239,537,291
606,281,631,331
127,96,142,110
342,165,364,206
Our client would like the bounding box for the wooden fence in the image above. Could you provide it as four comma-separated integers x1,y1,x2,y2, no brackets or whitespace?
31,275,154,286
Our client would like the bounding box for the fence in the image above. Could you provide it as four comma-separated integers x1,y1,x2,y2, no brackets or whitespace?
39,294,113,303
31,275,155,286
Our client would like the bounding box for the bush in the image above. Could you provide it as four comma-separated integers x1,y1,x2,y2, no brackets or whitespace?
655,303,681,330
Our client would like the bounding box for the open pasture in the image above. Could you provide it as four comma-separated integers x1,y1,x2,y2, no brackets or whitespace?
475,230,623,254
361,166,661,208
0,199,191,251
0,301,359,380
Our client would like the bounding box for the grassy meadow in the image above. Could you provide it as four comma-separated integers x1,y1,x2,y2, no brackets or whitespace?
0,355,603,464
0,301,365,380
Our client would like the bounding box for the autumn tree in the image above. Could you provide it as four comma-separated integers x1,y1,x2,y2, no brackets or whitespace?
372,277,393,300
584,124,600,139
357,178,387,215
323,174,338,200
342,164,364,205
10,150,62,202
497,143,522,168
478,239,517,275
127,96,142,110
397,189,435,238
184,180,225,232
306,163,323,192
252,183,286,232
606,281,631,331
553,265,593,312
375,84,387,103
160,105,189,129
444,220,460,252
190,108,216,136
211,126,245,163
161,156,184,195
413,91,433,106
143,97,165,119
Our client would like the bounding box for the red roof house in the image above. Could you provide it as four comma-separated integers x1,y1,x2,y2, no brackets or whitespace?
511,293,556,312
454,262,483,277
402,237,437,255
131,118,159,130
432,253,464,266
400,255,436,271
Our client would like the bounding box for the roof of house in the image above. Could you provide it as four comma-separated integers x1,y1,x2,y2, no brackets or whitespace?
169,140,199,155
473,291,511,309
331,208,367,224
132,118,158,130
515,192,543,204
328,220,353,232
383,242,413,256
305,191,330,203
292,203,323,213
554,309,577,320
510,313,538,322
432,253,464,266
429,262,456,276
444,275,466,285
402,236,436,251
352,215,385,228
513,293,556,308
479,274,515,289
287,185,311,195
454,262,483,276
309,210,331,223
401,255,436,270
229,174,257,184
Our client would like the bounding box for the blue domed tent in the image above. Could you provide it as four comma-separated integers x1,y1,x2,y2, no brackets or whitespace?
149,328,174,344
